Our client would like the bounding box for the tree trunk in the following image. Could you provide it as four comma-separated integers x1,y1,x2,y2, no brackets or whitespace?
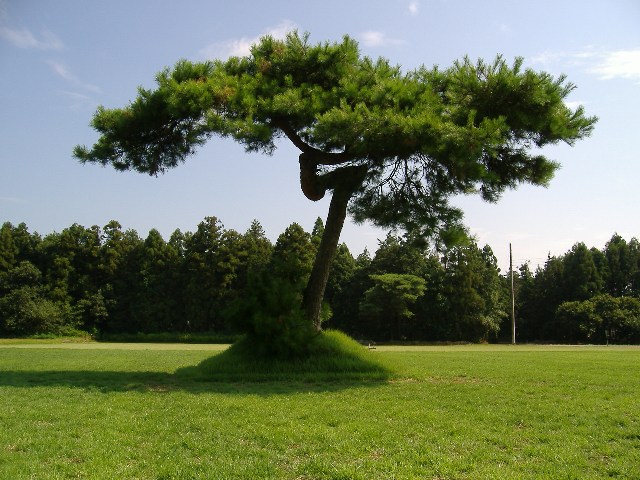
297,150,368,331
303,186,352,331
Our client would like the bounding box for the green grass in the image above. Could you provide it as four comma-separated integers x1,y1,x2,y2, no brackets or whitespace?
1,338,639,479
179,330,392,382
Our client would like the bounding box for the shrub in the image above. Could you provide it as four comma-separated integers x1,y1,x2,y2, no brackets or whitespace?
556,294,640,344
0,287,69,336
228,273,316,359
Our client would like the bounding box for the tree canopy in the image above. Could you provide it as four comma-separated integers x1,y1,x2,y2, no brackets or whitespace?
74,31,596,330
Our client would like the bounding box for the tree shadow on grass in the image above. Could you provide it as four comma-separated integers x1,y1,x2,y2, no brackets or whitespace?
0,332,393,395
0,369,179,393
0,368,390,395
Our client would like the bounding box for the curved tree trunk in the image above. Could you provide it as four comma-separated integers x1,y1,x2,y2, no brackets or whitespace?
287,129,367,330
303,186,352,331
300,157,368,331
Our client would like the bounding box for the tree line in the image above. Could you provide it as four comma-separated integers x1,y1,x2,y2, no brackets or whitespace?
1,219,638,343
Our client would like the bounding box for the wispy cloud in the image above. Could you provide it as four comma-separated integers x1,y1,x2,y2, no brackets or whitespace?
200,20,297,59
0,25,63,50
359,30,404,48
532,47,640,83
60,91,100,110
408,1,419,16
589,49,640,82
47,60,101,93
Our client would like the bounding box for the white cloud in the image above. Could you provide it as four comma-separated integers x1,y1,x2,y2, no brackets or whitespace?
532,47,640,83
0,25,63,50
529,51,562,66
47,60,101,93
408,1,419,16
48,60,75,81
589,49,640,82
359,30,404,48
200,20,297,59
60,91,100,110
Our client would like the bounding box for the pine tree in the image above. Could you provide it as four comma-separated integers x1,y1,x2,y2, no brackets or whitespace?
75,32,596,346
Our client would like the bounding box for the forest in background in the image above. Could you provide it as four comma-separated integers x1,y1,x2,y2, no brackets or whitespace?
1,218,639,344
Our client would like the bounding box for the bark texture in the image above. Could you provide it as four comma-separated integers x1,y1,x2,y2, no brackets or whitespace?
298,155,368,330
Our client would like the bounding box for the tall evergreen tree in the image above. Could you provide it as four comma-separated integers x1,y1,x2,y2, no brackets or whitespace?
99,223,144,333
270,222,315,290
233,220,274,305
440,243,503,342
563,242,603,301
360,273,426,340
369,233,429,277
0,223,18,272
512,262,536,341
135,229,182,332
604,234,637,297
183,217,242,332
414,255,447,340
323,242,356,331
242,220,273,275
535,256,566,340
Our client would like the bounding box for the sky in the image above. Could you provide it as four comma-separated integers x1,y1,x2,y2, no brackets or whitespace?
1,0,639,272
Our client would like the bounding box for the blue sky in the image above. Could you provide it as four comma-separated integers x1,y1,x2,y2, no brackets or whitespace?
1,0,639,271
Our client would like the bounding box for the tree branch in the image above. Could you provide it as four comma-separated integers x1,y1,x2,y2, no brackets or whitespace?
274,119,352,166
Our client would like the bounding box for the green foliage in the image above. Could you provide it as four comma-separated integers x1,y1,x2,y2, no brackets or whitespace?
431,242,506,342
237,219,273,285
223,221,319,358
562,242,603,301
71,291,108,333
3,216,638,345
233,273,316,359
183,216,243,332
0,261,70,335
270,222,315,289
360,273,426,340
0,222,18,271
0,289,68,335
604,234,639,296
557,294,640,344
516,234,640,342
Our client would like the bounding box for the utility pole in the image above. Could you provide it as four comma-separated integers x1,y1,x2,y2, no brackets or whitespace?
510,243,516,344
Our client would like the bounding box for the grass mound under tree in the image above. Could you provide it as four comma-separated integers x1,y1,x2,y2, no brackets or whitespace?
177,330,392,382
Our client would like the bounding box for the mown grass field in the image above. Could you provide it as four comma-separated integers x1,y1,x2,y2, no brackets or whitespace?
1,340,639,479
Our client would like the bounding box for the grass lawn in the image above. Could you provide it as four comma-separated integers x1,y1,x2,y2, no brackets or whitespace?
0,340,639,479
